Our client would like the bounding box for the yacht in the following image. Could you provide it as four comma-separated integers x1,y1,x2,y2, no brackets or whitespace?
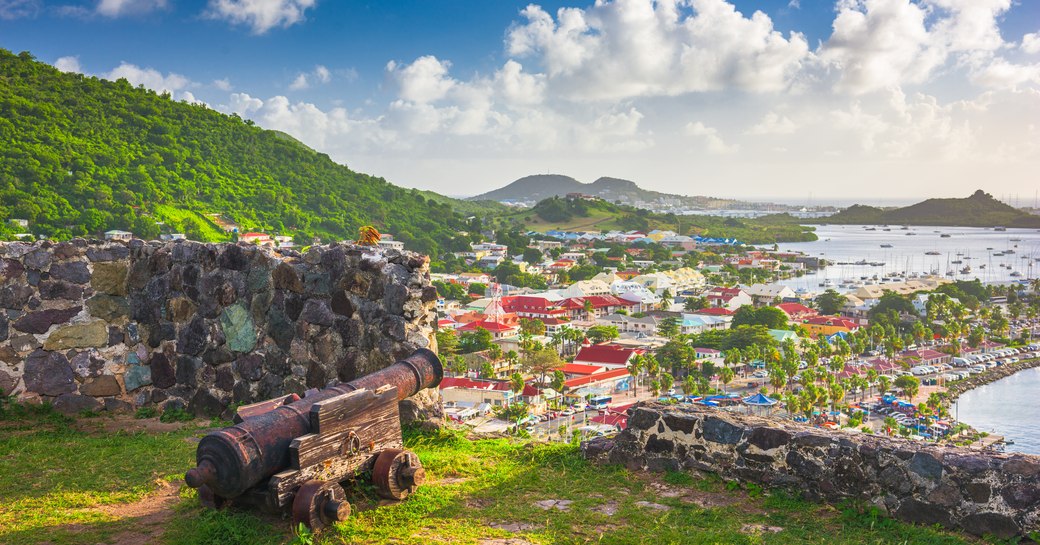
995,226,1007,231
940,233,951,238
1010,271,1023,277
925,251,941,256
880,244,893,248
960,266,971,274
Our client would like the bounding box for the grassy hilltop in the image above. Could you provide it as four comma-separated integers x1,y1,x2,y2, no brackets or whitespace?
0,49,486,255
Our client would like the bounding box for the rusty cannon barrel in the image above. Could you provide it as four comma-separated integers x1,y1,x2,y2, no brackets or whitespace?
184,348,442,500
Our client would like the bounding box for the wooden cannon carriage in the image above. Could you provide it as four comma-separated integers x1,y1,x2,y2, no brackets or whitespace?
184,349,442,530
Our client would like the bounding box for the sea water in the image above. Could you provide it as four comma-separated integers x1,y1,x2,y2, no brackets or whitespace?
951,366,1040,455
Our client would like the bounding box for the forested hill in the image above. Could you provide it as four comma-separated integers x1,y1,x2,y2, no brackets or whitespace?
0,49,478,255
819,190,1040,228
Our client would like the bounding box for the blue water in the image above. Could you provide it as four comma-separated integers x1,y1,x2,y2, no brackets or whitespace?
773,224,1040,291
952,367,1040,455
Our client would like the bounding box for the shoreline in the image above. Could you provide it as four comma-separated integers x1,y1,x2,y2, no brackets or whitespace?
945,357,1040,403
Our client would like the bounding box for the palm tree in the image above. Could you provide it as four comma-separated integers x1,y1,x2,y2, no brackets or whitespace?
877,375,891,397
719,366,735,393
627,355,644,396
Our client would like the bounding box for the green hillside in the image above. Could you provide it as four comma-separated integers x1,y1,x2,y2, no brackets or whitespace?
821,191,1040,228
501,197,817,244
0,49,478,256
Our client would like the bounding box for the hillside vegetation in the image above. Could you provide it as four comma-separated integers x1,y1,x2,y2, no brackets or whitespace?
0,49,477,255
502,197,817,244
820,190,1040,228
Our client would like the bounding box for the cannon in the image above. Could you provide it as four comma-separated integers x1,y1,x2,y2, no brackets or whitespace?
184,348,442,531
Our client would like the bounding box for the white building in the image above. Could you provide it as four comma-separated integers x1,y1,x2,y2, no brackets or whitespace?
104,230,133,241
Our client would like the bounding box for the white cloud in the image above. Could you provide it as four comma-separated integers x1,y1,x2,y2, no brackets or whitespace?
288,73,309,91
505,0,811,100
287,65,332,91
386,56,457,103
969,57,1040,89
96,0,167,17
314,65,330,83
684,121,737,154
0,0,40,20
105,62,192,96
1022,32,1040,55
746,112,797,135
54,56,82,74
213,78,233,91
206,0,315,34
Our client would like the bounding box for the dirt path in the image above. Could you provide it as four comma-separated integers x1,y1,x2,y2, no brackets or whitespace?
92,481,181,545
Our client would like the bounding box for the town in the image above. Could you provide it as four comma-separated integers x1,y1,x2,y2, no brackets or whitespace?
426,227,1040,447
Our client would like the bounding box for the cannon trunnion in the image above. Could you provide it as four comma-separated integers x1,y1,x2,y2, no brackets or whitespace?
184,349,442,531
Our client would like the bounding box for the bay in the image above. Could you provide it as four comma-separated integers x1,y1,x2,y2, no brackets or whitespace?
772,224,1040,292
951,367,1040,455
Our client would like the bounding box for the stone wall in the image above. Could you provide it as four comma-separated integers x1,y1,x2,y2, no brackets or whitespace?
0,239,438,417
583,402,1039,538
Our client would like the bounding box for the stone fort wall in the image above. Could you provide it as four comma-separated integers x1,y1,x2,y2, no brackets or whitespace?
583,402,1039,538
0,239,438,417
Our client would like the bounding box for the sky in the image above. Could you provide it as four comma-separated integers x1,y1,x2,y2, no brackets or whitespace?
1,0,1039,205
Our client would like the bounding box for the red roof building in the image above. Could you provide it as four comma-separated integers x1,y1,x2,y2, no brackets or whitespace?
456,319,519,339
563,367,632,389
573,345,640,368
691,307,734,316
558,363,605,377
775,303,818,321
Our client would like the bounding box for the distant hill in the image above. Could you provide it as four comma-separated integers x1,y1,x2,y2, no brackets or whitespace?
0,49,483,256
470,174,742,209
820,190,1040,228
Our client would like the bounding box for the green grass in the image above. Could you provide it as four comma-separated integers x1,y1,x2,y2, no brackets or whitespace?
0,404,981,545
152,204,230,242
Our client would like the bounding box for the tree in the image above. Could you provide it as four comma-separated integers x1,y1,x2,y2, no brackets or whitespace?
436,329,459,356
877,375,891,396
522,247,543,264
459,327,494,353
894,375,920,402
660,372,674,395
626,356,643,396
510,372,525,399
519,318,546,336
586,325,619,343
684,296,708,312
815,289,848,315
732,306,788,330
681,375,698,396
526,347,561,386
658,316,680,339
719,366,735,393
551,370,566,396
448,355,467,376
480,361,496,379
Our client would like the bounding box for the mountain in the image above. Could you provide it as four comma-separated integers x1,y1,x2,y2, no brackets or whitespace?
820,190,1040,228
0,49,479,256
470,174,742,209
470,174,587,202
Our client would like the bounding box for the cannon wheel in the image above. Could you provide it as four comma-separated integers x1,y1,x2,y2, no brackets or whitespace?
292,480,351,531
372,449,425,500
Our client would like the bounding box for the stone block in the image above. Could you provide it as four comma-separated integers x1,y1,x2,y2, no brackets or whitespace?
80,375,122,397
91,261,129,295
13,306,82,334
49,261,90,284
220,303,256,353
23,349,76,396
124,364,152,392
44,320,109,350
53,393,102,414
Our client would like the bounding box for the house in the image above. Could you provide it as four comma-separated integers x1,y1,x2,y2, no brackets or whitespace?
562,367,634,399
775,303,818,322
502,295,568,321
274,235,295,249
680,314,729,334
377,234,405,251
456,318,519,339
559,295,638,320
104,230,133,241
704,287,752,311
690,307,734,318
557,363,606,379
573,344,641,369
694,347,723,361
743,284,797,307
160,233,187,241
596,313,660,335
439,377,543,409
8,219,29,228
239,232,271,245
768,329,799,344
801,316,860,338
903,349,951,366
556,279,612,298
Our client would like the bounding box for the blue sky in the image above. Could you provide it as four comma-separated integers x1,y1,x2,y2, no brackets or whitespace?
2,0,1039,203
